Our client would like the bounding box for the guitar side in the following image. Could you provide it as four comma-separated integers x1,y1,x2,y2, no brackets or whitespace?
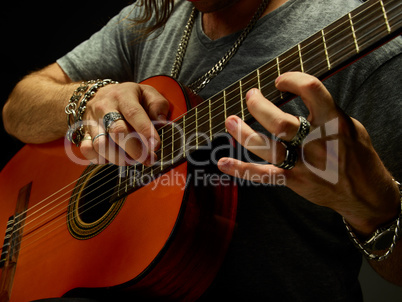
0,76,237,301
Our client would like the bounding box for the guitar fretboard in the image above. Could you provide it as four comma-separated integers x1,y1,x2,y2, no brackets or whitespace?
114,0,401,200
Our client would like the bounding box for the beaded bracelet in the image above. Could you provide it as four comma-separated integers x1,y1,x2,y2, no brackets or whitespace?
65,79,118,146
343,179,402,261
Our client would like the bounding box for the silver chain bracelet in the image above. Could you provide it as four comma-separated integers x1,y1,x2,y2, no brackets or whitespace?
65,79,118,146
343,179,402,261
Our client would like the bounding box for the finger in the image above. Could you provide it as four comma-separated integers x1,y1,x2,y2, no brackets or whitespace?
116,103,161,154
217,157,287,185
80,133,100,164
275,72,338,124
225,115,286,164
107,119,156,166
117,84,170,151
84,120,124,165
91,132,127,166
140,84,170,122
245,88,301,142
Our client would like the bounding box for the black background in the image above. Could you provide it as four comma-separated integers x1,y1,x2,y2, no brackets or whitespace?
0,1,132,171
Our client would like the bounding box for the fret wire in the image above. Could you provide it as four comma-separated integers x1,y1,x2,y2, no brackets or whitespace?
257,69,261,90
321,29,331,70
276,57,283,99
380,0,392,33
240,80,245,121
276,56,281,78
348,13,360,53
298,44,304,73
385,2,401,28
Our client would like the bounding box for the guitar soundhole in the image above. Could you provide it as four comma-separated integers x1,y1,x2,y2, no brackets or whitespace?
67,164,126,240
78,166,116,223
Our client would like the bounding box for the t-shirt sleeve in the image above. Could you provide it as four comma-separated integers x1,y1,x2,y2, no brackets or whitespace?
57,4,141,83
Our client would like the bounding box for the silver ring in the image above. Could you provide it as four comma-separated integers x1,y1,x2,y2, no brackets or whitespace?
103,112,124,132
92,133,107,144
287,116,311,147
274,145,298,170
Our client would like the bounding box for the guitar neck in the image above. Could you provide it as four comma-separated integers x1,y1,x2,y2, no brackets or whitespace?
114,0,401,201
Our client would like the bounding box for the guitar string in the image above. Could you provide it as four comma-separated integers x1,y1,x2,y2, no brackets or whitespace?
8,2,398,249
9,5,398,243
11,166,119,240
10,0,391,225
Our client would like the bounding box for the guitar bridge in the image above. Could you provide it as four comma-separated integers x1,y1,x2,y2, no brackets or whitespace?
0,216,14,268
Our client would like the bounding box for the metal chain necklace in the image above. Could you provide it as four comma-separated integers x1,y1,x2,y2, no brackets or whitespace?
171,0,270,94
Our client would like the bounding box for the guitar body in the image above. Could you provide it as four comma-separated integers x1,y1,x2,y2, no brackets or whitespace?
0,76,237,301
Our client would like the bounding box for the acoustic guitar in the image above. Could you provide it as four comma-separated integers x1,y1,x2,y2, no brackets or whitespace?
0,0,400,301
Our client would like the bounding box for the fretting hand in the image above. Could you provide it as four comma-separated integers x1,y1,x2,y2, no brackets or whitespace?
217,72,400,237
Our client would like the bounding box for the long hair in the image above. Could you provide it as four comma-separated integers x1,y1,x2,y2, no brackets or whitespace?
132,0,175,39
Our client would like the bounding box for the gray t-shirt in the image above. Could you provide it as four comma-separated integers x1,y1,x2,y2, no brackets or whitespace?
58,0,402,300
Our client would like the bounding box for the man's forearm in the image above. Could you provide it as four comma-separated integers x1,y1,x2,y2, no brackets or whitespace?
3,67,76,144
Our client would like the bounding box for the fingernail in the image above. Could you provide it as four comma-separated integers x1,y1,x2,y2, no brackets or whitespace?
226,118,238,132
246,88,257,99
218,158,232,173
275,75,282,86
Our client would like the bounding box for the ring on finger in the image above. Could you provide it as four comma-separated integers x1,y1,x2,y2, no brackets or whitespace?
282,116,311,148
92,133,107,144
273,144,298,170
103,112,125,133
